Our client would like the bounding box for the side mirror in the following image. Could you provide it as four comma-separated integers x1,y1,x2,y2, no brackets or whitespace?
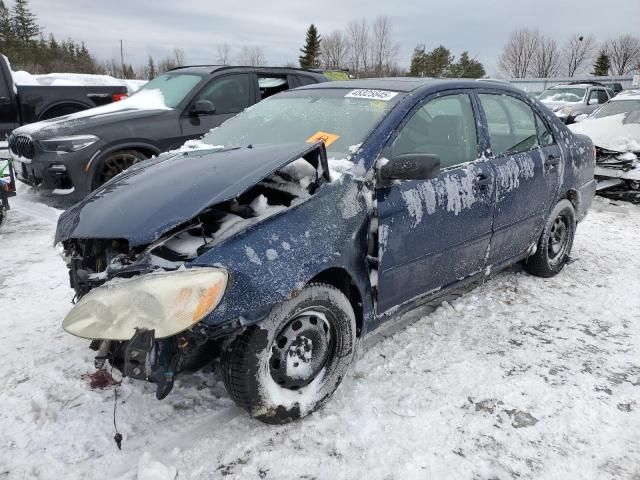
191,99,215,116
574,114,588,123
587,98,599,106
378,153,441,186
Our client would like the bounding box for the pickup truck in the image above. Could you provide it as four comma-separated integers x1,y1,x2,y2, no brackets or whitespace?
0,55,128,138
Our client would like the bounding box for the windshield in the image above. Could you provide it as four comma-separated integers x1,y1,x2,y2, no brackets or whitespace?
200,88,404,158
592,99,640,119
132,73,203,108
539,87,586,103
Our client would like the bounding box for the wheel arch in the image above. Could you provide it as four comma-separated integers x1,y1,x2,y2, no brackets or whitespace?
38,101,89,121
562,189,581,218
88,141,162,186
308,267,364,337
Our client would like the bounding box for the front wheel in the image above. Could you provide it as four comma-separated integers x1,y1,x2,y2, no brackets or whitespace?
93,150,147,189
524,199,576,277
221,283,356,424
0,205,6,228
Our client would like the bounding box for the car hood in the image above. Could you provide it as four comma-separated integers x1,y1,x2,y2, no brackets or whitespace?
14,89,172,139
55,142,328,247
568,112,640,153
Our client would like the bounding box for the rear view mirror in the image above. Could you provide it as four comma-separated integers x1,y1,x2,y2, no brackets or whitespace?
378,154,441,186
191,100,216,115
574,114,588,123
587,98,599,106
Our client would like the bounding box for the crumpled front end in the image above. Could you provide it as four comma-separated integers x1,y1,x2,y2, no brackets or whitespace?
593,148,640,203
58,142,334,398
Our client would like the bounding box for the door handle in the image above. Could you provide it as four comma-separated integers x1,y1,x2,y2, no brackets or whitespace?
545,154,560,167
473,174,492,189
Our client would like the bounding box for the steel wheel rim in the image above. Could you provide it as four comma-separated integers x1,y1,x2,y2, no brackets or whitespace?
99,153,142,184
548,213,569,262
269,309,335,390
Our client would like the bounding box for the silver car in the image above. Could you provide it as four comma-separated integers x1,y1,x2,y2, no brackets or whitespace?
539,83,614,124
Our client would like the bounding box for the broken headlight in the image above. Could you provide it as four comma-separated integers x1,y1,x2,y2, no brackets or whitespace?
39,134,99,153
62,267,227,340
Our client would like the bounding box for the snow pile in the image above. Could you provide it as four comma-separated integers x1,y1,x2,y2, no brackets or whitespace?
12,70,146,93
1,194,640,478
569,112,640,152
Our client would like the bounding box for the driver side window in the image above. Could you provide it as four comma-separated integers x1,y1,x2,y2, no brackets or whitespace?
390,93,478,169
193,74,251,115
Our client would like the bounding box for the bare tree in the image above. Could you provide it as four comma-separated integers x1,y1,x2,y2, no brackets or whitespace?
531,36,561,77
346,18,370,77
172,48,186,66
563,34,595,77
321,29,350,69
606,34,640,75
216,43,232,65
498,29,540,78
370,15,400,77
237,46,266,66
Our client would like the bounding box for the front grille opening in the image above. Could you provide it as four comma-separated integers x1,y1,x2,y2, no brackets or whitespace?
9,135,35,159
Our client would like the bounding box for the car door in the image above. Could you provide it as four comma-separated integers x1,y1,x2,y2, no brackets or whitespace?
476,92,560,266
179,73,253,143
376,91,496,313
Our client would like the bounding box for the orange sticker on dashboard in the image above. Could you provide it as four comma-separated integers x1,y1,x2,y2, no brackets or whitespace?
306,131,340,147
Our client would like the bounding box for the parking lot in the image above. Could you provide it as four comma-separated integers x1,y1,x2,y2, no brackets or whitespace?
0,191,638,480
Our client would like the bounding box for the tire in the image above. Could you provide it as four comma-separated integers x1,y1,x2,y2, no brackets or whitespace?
221,283,356,424
93,150,148,189
524,199,576,278
0,206,6,228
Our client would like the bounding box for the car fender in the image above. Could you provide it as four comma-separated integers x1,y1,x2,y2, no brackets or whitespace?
192,175,375,331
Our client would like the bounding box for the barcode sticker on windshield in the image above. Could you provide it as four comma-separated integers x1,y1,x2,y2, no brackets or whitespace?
345,89,398,101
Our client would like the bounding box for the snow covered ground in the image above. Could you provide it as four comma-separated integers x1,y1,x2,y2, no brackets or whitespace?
1,192,639,480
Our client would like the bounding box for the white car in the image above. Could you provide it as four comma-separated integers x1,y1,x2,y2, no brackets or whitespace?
569,90,640,202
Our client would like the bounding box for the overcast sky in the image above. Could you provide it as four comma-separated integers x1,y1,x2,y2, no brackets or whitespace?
27,0,640,75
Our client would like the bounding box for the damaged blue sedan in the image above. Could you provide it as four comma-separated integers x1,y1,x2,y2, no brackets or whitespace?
57,78,596,424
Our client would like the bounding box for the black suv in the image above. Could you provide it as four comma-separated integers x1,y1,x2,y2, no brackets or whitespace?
9,66,327,198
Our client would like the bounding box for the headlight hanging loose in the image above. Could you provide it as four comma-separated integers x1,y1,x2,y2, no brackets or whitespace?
62,267,228,340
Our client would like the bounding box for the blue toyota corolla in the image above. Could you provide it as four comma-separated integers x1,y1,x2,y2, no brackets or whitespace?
56,78,596,423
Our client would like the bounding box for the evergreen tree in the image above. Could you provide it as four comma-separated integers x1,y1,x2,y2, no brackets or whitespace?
591,50,610,76
409,44,428,76
12,0,39,44
147,55,156,80
0,0,13,42
299,24,321,68
448,51,485,78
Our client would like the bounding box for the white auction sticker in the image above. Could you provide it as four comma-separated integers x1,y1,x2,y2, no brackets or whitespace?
345,89,398,101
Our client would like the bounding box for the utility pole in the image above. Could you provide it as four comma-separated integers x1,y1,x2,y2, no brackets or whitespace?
120,40,125,78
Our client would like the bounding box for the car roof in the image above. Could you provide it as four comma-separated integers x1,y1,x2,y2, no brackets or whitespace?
611,89,640,100
167,65,325,77
298,77,525,94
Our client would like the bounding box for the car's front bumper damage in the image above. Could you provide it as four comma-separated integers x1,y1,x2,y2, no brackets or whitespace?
594,148,640,203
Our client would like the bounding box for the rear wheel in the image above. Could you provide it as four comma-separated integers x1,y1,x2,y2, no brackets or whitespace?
524,199,576,277
93,150,147,189
0,205,6,228
221,283,356,424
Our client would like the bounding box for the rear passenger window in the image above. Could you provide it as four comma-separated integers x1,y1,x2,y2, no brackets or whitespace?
296,75,317,87
479,94,538,155
391,94,478,169
258,75,289,100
